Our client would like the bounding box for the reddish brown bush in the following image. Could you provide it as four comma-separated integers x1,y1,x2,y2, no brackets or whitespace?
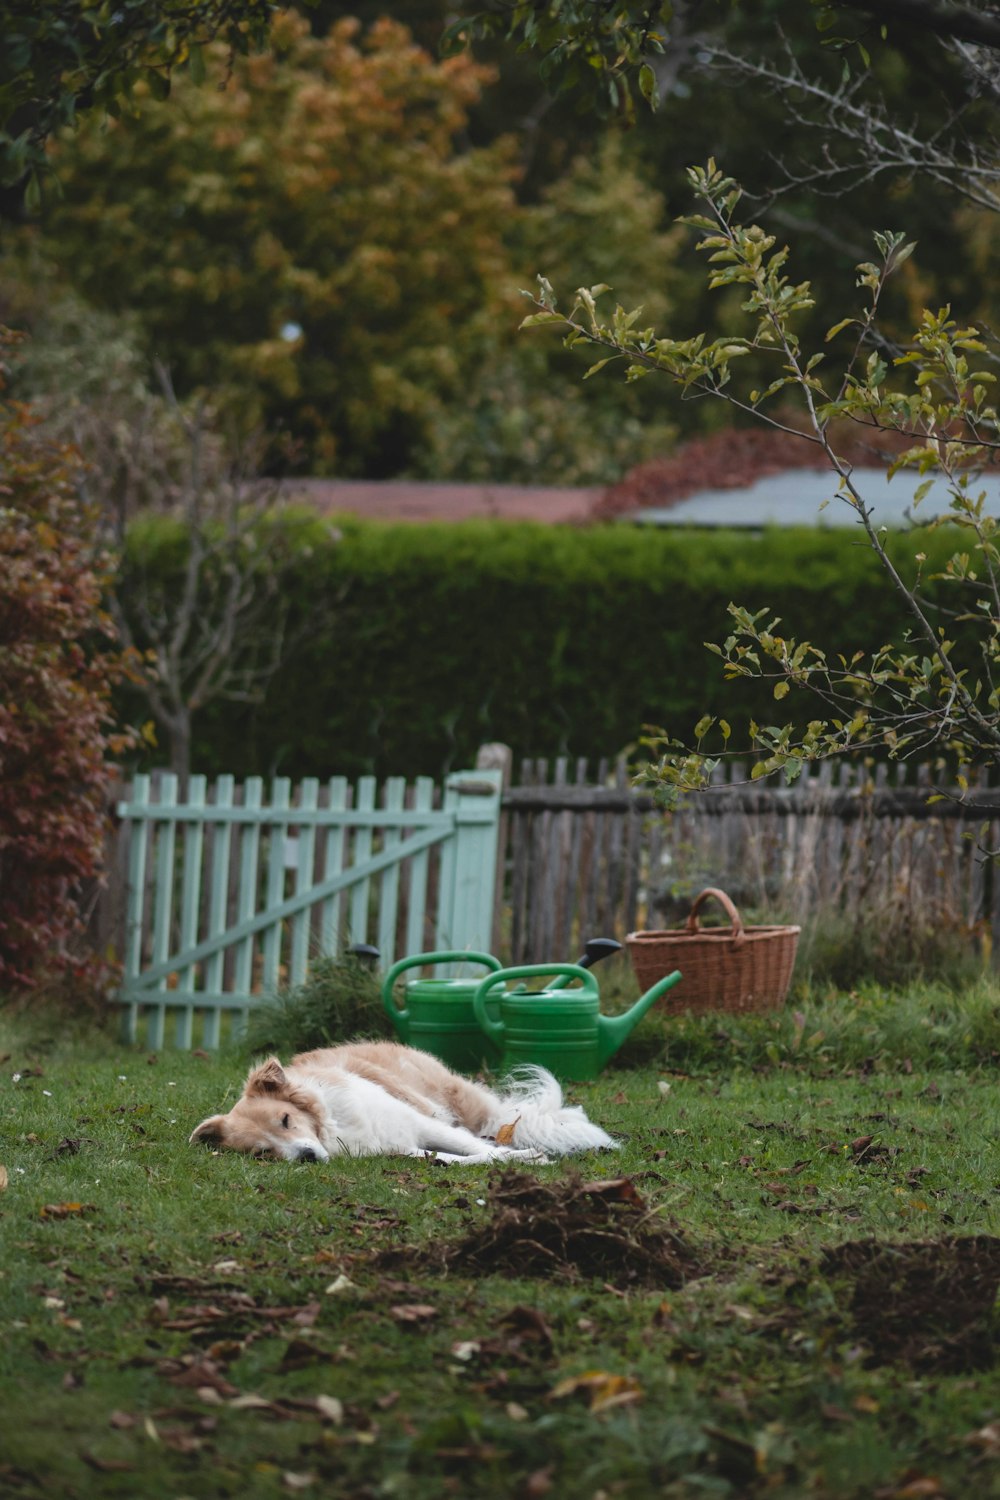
0,333,136,994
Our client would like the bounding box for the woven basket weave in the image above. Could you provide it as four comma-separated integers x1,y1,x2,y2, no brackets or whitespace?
626,887,799,1016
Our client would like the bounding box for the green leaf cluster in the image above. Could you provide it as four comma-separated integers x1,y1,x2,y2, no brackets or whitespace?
522,162,1000,796
0,0,277,190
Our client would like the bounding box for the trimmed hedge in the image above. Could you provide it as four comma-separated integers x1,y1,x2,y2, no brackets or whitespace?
119,516,961,779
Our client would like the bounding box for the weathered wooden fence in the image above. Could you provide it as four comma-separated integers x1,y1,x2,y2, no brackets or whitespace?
95,750,1000,1046
109,768,502,1047
495,751,1000,964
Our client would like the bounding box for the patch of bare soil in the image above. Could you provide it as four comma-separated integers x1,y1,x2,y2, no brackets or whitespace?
821,1235,1000,1373
377,1172,710,1288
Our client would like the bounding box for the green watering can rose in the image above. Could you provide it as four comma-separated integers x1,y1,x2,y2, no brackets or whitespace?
473,962,683,1082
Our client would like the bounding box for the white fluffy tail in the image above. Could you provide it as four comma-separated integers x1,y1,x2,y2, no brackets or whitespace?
486,1067,617,1155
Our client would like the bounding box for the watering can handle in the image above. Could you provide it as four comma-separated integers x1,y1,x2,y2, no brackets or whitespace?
472,963,600,1045
381,950,502,1023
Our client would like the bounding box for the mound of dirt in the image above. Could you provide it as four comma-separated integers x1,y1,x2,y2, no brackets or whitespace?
821,1235,1000,1373
379,1172,710,1288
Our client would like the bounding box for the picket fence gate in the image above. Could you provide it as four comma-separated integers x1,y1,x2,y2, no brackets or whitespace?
115,768,503,1048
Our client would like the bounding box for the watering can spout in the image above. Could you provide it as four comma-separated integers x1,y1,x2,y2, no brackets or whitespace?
596,969,683,1068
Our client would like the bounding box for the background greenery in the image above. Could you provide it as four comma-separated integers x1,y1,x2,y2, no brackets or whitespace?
118,514,962,778
5,2,998,481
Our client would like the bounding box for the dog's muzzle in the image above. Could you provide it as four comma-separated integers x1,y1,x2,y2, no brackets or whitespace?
288,1141,329,1163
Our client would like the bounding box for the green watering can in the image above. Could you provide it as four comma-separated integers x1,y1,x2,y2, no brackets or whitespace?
472,962,683,1081
382,940,625,1075
382,950,503,1073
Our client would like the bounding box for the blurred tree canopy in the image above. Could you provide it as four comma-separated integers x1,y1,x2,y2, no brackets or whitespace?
0,0,281,205
22,13,519,475
5,0,1000,480
10,9,688,478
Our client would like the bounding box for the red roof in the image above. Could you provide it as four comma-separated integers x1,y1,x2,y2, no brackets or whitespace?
277,478,600,524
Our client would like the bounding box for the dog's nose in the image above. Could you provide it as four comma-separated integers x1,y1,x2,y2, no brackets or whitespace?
296,1147,318,1163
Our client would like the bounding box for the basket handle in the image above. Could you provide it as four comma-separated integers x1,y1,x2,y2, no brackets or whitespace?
686,888,746,948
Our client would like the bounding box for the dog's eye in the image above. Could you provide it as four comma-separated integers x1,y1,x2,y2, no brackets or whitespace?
281,1113,290,1129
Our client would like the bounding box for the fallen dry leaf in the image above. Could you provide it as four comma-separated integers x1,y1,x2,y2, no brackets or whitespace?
314,1396,344,1425
550,1369,643,1412
81,1453,134,1474
40,1201,95,1219
874,1475,946,1500
0,1165,8,1191
495,1116,521,1145
579,1177,646,1207
965,1421,1000,1456
52,1137,85,1157
525,1463,555,1496
283,1471,316,1491
390,1303,438,1324
497,1305,554,1349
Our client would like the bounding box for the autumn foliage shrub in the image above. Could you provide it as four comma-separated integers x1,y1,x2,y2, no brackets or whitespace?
0,334,135,995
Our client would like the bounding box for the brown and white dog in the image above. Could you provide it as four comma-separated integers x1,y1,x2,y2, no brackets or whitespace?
189,1040,616,1164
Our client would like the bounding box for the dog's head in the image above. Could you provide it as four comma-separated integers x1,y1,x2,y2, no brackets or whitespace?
189,1058,330,1162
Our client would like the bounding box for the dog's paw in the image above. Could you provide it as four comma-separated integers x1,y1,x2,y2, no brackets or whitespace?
489,1145,551,1164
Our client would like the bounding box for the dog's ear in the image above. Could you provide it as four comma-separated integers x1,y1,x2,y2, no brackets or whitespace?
245,1057,288,1096
189,1115,227,1147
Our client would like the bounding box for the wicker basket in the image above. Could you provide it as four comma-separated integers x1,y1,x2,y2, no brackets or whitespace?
626,887,799,1016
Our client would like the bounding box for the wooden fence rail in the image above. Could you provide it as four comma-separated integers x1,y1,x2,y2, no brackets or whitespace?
493,751,1000,965
90,751,1000,1035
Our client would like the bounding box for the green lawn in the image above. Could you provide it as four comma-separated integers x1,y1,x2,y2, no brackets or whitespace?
1,996,999,1499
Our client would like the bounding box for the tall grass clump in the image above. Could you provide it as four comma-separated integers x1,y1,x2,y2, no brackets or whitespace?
242,950,390,1057
618,976,1000,1076
791,904,986,995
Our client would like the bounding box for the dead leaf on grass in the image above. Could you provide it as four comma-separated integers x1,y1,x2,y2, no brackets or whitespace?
108,1411,136,1430
550,1369,643,1413
283,1471,316,1490
314,1395,344,1425
80,1453,134,1473
497,1305,554,1351
390,1303,438,1324
160,1357,239,1398
280,1339,325,1371
874,1473,946,1499
965,1421,1000,1457
0,1165,8,1191
39,1201,95,1219
51,1137,87,1158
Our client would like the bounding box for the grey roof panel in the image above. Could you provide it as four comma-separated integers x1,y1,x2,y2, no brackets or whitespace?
631,466,1000,528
